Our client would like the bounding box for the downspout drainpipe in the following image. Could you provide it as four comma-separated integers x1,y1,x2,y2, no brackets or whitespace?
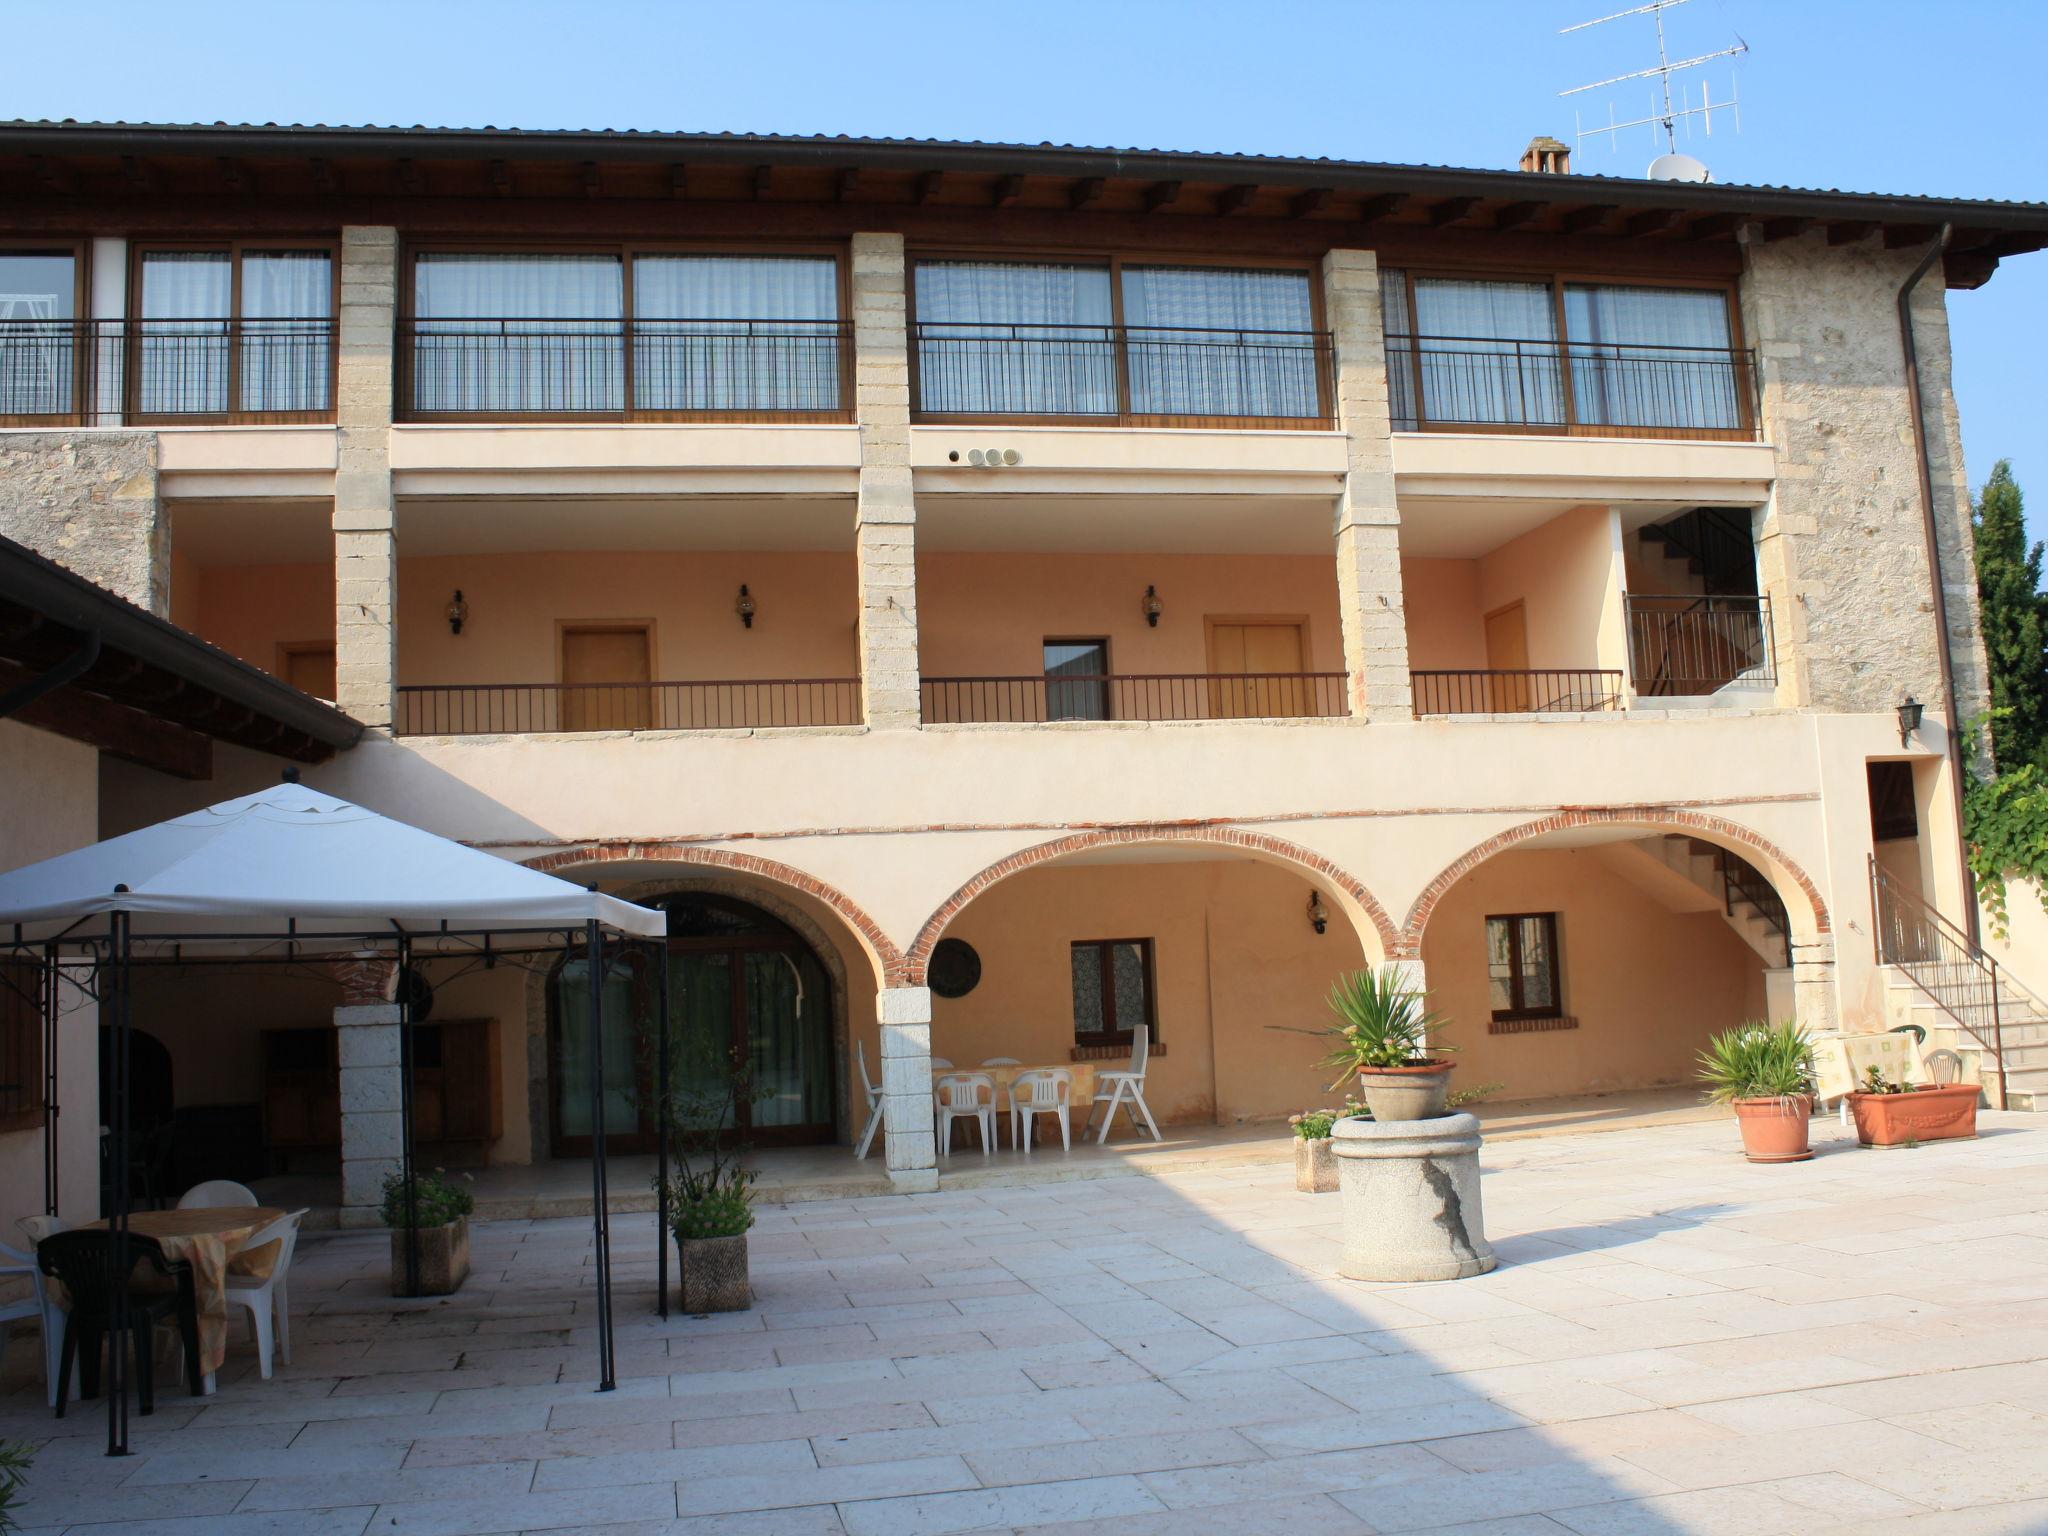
1895,222,1979,944
0,627,100,719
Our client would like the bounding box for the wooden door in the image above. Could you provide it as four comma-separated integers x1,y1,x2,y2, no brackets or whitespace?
280,644,336,702
1483,603,1530,712
561,625,652,732
1208,621,1306,717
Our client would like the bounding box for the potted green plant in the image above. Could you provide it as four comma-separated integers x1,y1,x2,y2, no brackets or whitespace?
1697,1020,1815,1163
382,1168,474,1296
0,1439,34,1534
1306,966,1455,1122
658,1065,766,1314
1846,1064,1980,1148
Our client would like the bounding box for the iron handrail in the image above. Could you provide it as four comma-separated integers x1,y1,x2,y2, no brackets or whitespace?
1409,669,1625,715
1870,856,2009,1105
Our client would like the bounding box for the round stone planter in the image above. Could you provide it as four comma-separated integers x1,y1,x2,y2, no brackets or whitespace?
1332,1112,1496,1282
1294,1136,1339,1193
675,1231,752,1313
1353,1061,1455,1123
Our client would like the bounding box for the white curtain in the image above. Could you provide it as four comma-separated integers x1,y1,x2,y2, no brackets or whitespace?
1121,267,1317,417
1043,640,1110,721
413,254,624,413
0,252,76,416
240,251,331,413
1564,284,1738,430
138,252,231,414
632,255,840,412
1380,266,1418,430
1411,277,1563,426
915,260,1115,415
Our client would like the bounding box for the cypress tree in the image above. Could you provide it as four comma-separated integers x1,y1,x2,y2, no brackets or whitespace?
1972,460,2048,773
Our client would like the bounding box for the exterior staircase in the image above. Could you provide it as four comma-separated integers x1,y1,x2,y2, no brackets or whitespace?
1872,859,2048,1111
1632,510,1777,709
1645,835,1791,968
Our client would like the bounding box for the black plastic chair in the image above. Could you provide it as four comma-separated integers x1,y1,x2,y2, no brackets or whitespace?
35,1231,203,1417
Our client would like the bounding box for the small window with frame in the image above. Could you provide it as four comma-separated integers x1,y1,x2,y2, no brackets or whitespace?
1071,938,1155,1046
1487,913,1561,1020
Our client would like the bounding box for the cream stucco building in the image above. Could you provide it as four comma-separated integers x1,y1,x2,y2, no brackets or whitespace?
2,121,2044,1212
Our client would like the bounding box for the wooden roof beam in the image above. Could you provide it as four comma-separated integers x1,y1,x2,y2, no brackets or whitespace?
1560,204,1618,235
1290,187,1332,219
1760,216,1814,242
915,169,944,204
1143,179,1182,213
1355,193,1406,224
1826,220,1878,246
490,158,513,196
1215,183,1258,216
216,157,249,193
993,173,1025,207
120,155,154,195
1427,196,1480,227
27,155,73,194
309,156,338,195
1069,176,1105,210
666,162,687,198
1686,211,1749,241
1623,207,1683,238
1493,201,1544,232
836,167,860,201
1883,223,1941,249
395,158,423,195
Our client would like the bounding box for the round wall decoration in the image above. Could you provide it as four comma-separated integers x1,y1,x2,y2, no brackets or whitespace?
928,938,983,999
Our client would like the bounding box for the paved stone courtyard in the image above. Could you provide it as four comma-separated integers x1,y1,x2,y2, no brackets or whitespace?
7,1110,2048,1534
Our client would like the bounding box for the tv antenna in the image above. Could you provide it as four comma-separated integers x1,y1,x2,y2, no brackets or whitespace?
1560,0,1747,174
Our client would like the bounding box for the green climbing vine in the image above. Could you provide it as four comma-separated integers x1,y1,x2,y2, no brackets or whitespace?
1963,760,2048,940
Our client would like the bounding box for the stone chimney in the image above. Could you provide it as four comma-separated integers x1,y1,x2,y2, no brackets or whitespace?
1520,136,1571,175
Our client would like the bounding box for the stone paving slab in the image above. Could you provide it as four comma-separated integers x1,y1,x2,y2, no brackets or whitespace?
7,1110,2048,1533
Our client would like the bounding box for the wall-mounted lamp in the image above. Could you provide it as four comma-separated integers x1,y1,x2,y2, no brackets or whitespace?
1142,585,1164,628
735,584,757,629
1897,696,1923,748
446,590,468,636
1306,889,1329,936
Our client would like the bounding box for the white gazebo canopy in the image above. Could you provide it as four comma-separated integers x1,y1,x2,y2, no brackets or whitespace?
0,781,665,944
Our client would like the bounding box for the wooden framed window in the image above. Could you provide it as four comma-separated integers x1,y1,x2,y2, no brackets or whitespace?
0,242,86,422
1071,938,1156,1046
1043,638,1109,721
1487,913,1562,1020
128,241,335,420
1867,761,1920,844
0,959,45,1134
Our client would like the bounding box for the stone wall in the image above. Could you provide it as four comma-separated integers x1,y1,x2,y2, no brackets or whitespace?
1740,230,1989,729
0,431,165,613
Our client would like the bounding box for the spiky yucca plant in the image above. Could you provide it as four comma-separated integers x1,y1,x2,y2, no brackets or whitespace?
1696,1019,1814,1105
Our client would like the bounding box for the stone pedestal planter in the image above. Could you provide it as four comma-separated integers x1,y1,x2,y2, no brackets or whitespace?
1294,1136,1338,1193
676,1232,751,1313
389,1216,469,1297
1333,1112,1496,1282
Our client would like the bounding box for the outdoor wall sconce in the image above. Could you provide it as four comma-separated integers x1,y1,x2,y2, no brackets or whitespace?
736,584,757,629
446,590,468,636
1897,696,1923,747
1306,889,1329,936
1143,585,1164,627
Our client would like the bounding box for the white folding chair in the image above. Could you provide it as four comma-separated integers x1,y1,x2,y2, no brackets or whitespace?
853,1040,886,1160
0,1229,64,1407
224,1208,305,1379
1086,1026,1163,1144
178,1179,257,1209
1009,1069,1072,1153
933,1072,996,1157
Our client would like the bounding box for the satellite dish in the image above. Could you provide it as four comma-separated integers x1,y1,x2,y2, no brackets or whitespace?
1646,152,1711,184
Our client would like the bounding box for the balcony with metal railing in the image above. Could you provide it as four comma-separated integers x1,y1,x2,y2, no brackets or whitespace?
0,317,335,425
921,672,1348,724
912,322,1335,430
1384,334,1760,442
1625,593,1776,697
394,678,863,736
1409,669,1625,717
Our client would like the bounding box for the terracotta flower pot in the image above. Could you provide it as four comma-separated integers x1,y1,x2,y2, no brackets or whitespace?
675,1231,751,1313
1355,1061,1454,1123
1848,1083,1979,1148
1294,1136,1339,1193
1731,1095,1813,1163
389,1216,470,1296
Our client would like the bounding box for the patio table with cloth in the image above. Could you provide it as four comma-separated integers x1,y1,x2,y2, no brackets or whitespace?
81,1206,286,1378
932,1063,1096,1145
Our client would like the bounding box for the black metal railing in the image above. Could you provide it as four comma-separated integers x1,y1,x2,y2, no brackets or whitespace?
1626,594,1775,696
921,672,1348,724
1384,334,1759,440
394,679,862,736
0,317,335,423
1410,669,1625,715
913,322,1335,427
398,318,852,420
1716,846,1790,962
1871,858,2012,1104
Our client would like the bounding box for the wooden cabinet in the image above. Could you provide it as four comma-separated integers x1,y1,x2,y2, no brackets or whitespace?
260,1019,501,1169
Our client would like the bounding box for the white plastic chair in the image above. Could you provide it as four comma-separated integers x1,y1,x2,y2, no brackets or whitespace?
1009,1069,1072,1153
853,1040,885,1160
933,1072,996,1157
930,1057,953,1070
178,1179,257,1210
0,1229,64,1407
1086,1026,1163,1145
223,1208,305,1379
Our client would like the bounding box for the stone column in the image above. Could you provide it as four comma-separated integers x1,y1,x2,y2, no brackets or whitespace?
850,234,921,730
875,986,937,1192
334,954,403,1228
1322,249,1412,722
334,226,399,729
1790,934,1838,1038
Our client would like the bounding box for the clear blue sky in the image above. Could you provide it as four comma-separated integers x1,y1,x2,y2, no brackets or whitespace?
14,0,2045,540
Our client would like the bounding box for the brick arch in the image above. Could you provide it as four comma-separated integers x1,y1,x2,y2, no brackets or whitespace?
523,843,906,987
904,825,1399,986
1395,807,1831,959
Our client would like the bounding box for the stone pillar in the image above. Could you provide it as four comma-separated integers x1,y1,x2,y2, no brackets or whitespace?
334,954,403,1228
1790,934,1839,1039
334,226,399,729
850,233,922,730
875,985,937,1192
1321,249,1412,722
